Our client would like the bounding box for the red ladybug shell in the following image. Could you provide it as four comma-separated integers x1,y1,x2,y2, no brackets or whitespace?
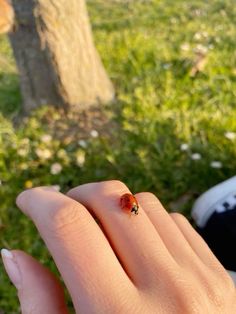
120,193,139,215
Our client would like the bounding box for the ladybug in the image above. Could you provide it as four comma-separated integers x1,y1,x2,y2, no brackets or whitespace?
120,193,139,215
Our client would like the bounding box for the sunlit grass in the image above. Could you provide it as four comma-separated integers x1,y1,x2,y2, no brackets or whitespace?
1,0,236,311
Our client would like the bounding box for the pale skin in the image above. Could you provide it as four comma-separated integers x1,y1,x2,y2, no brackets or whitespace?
2,180,236,313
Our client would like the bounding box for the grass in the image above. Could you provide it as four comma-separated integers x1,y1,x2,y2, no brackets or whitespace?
1,0,236,312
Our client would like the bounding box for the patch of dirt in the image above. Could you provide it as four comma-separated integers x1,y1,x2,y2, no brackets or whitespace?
39,103,119,144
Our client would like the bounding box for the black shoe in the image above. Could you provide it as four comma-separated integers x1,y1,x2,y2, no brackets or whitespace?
191,176,236,272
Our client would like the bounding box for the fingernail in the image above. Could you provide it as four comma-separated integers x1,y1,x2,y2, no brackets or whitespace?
1,249,21,289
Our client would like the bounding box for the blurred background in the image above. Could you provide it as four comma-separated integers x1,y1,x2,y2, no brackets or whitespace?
0,0,236,312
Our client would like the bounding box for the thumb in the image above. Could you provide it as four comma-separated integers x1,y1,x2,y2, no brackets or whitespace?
1,249,69,314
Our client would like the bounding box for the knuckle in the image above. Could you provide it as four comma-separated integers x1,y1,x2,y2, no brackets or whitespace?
174,284,203,313
206,283,225,308
49,201,82,235
67,180,128,198
135,192,164,210
210,263,236,291
135,192,158,202
98,180,128,195
205,274,235,308
164,272,205,313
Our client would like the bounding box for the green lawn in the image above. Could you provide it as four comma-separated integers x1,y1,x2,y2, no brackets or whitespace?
1,0,236,312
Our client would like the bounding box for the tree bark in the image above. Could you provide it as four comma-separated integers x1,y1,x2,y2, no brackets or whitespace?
9,0,114,112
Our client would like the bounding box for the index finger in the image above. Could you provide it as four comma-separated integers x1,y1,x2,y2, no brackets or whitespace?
16,187,133,312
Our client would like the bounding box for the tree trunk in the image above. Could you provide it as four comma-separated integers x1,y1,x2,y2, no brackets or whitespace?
9,0,114,112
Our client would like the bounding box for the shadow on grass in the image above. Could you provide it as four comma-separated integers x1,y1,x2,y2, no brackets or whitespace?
0,71,22,118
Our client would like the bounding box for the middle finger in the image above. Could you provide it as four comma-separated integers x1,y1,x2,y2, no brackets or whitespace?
67,180,177,287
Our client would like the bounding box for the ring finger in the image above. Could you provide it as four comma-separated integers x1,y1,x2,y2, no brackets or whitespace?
135,192,206,266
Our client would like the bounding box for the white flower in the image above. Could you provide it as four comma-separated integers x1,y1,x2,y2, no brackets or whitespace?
210,161,222,169
35,148,52,160
90,130,99,138
21,138,30,145
191,153,202,160
194,31,208,40
202,31,208,38
50,163,62,175
208,44,214,50
51,185,61,191
78,139,88,148
225,132,236,140
180,143,189,151
18,148,28,157
194,32,202,40
76,150,85,166
194,44,208,54
181,43,190,51
0,180,2,186
41,134,52,143
193,9,202,16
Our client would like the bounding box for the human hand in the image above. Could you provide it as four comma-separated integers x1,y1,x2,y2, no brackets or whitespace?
2,181,236,313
